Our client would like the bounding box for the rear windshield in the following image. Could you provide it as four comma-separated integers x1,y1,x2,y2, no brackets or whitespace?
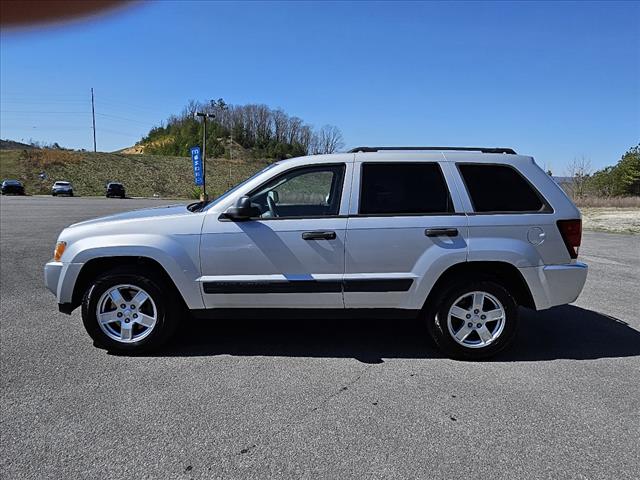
458,164,550,213
55,182,70,186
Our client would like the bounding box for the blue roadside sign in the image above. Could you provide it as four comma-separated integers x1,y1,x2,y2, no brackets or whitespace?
191,146,204,186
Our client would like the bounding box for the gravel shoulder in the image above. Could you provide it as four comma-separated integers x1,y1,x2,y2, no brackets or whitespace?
581,207,640,234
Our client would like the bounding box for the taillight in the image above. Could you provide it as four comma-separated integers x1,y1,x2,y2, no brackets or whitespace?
557,219,582,259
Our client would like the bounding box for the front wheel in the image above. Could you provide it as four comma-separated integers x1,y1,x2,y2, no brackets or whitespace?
81,267,179,352
426,280,518,360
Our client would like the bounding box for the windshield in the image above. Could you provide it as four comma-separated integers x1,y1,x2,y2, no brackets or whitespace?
197,163,280,211
55,182,70,186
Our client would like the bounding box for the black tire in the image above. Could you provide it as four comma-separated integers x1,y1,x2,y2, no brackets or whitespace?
426,279,518,360
81,266,180,353
52,192,57,196
69,192,74,197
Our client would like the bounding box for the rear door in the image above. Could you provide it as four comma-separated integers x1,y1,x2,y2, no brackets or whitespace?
344,158,468,310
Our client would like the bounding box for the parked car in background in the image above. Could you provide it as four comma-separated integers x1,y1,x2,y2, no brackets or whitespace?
1,179,25,195
51,181,73,196
44,146,587,359
106,182,126,198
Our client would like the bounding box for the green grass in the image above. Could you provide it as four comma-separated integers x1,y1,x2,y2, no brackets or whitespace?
0,149,272,198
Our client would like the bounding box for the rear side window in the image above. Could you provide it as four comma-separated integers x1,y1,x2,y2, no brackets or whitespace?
359,163,454,215
458,164,549,213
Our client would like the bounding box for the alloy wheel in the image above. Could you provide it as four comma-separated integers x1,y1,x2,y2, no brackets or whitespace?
446,291,506,349
96,284,158,343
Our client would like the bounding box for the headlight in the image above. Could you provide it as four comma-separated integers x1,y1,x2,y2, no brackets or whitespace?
53,241,67,261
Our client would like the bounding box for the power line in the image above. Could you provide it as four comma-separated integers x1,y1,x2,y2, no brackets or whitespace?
95,112,151,126
0,110,91,114
96,98,167,116
99,128,141,137
0,99,88,105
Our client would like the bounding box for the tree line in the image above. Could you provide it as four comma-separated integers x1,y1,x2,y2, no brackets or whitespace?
564,145,640,198
141,98,345,160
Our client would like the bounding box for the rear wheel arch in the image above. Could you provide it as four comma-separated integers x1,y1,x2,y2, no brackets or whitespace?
423,260,535,311
71,256,187,311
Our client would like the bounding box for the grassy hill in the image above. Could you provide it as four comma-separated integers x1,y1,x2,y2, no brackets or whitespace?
0,148,271,198
0,139,36,150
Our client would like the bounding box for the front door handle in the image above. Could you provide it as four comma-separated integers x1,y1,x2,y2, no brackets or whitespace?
302,230,337,240
425,227,458,237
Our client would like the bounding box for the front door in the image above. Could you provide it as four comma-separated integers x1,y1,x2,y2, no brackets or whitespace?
200,163,351,309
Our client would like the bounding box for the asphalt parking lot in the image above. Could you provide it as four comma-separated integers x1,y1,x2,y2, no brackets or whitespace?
1,196,639,479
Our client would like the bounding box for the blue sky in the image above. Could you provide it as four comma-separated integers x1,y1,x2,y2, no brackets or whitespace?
1,1,638,172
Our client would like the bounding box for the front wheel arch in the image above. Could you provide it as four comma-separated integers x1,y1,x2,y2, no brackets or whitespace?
71,256,188,312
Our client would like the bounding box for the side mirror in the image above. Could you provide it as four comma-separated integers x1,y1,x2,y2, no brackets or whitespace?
223,195,260,221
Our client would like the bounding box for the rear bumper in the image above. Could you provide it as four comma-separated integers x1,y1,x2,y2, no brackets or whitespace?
519,262,588,310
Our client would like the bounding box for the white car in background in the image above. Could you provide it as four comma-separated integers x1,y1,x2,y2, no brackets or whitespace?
44,146,587,359
51,181,74,196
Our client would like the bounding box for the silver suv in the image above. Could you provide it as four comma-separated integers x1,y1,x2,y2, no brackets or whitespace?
44,147,587,359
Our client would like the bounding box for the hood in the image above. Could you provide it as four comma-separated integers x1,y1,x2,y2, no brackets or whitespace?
69,204,190,228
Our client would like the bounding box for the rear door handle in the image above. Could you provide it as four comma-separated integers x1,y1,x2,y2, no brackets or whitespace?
302,230,337,240
425,227,458,237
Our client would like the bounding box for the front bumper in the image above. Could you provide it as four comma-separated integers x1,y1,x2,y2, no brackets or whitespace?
519,262,588,310
44,261,83,307
44,261,63,296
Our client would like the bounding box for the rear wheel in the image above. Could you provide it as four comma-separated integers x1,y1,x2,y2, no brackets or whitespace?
81,267,179,352
426,279,518,360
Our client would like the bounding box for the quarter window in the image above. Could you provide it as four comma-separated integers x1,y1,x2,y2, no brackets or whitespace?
359,163,454,215
458,164,549,213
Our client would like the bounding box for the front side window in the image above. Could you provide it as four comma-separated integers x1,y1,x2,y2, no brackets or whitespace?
458,164,550,213
359,162,454,215
248,164,345,218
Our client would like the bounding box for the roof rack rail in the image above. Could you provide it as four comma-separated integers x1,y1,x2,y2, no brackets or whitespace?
348,146,517,154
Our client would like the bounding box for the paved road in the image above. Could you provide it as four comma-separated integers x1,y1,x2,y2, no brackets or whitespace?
1,196,639,479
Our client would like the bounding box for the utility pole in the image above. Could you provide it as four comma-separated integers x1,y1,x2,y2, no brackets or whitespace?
91,88,97,152
195,111,215,201
214,101,231,187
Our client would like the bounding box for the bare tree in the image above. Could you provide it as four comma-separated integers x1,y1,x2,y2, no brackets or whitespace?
314,125,344,154
272,109,288,143
181,99,199,118
565,156,592,198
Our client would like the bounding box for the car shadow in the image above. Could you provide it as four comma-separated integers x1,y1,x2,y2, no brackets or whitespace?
129,305,640,362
